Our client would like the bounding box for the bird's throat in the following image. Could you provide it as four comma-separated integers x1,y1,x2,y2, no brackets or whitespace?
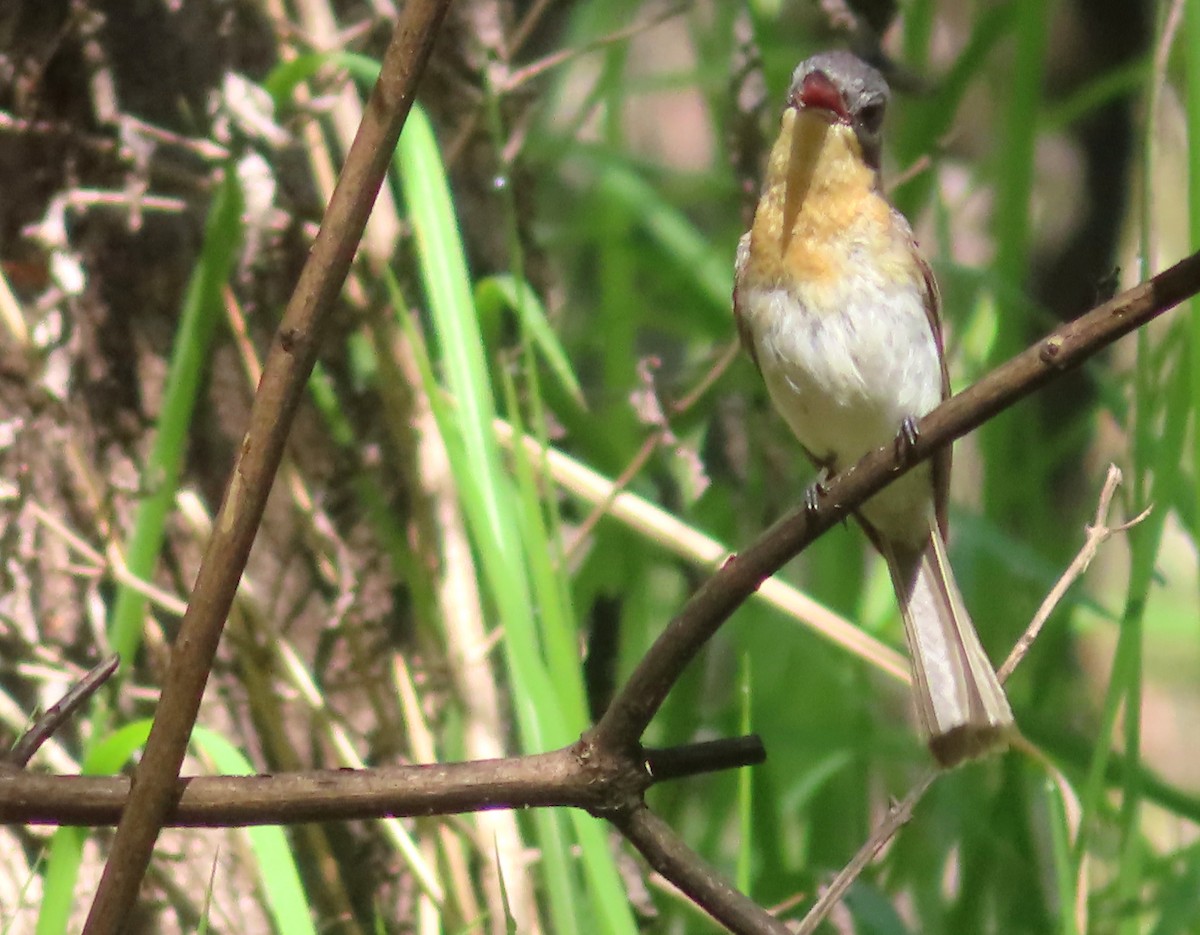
780,111,828,249
748,109,884,291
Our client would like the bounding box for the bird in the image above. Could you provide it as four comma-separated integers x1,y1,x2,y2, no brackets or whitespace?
733,50,1014,767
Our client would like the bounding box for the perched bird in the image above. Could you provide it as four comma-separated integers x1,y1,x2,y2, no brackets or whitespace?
733,51,1013,767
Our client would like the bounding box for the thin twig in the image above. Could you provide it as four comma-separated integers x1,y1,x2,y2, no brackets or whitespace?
29,502,190,617
999,464,1149,682
3,655,120,769
670,339,742,415
444,1,688,167
501,2,689,93
507,0,556,58
564,430,664,563
794,771,937,934
643,735,765,782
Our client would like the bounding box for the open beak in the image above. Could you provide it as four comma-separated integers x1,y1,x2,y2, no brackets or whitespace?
789,70,848,122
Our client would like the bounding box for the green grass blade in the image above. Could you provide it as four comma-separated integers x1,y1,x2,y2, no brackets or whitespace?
1076,340,1190,862
393,99,637,934
1186,0,1200,612
191,727,315,935
501,378,635,933
106,170,243,671
476,274,584,406
34,828,87,935
36,721,153,935
593,158,732,335
390,275,585,935
1043,776,1080,935
1113,339,1191,933
737,653,753,896
37,171,242,935
1149,844,1200,934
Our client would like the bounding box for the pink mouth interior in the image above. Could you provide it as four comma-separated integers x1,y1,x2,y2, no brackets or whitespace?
796,72,848,119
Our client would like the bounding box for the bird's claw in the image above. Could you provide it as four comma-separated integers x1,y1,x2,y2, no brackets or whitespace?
803,470,831,517
894,416,920,467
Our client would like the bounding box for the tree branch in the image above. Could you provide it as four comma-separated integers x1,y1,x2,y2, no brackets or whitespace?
82,3,454,932
0,735,761,826
644,735,766,782
2,655,119,769
615,805,791,935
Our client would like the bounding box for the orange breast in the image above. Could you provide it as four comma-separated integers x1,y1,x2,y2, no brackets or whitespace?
745,111,892,298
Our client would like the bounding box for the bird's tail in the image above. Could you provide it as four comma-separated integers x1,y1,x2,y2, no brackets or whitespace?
884,526,1014,767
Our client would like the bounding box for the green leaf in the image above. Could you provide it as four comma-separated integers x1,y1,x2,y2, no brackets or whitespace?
476,275,585,406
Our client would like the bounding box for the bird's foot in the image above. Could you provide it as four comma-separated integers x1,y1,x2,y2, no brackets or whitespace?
893,416,920,467
803,466,833,517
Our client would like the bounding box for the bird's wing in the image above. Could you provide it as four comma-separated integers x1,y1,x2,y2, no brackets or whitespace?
906,219,953,540
732,231,761,371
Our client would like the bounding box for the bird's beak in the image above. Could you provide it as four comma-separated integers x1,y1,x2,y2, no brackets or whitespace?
778,107,809,247
789,70,848,122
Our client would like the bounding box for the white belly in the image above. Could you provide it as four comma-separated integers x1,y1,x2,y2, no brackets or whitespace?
745,280,943,543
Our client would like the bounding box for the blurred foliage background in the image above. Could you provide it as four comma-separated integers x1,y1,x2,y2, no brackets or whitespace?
1,0,1199,932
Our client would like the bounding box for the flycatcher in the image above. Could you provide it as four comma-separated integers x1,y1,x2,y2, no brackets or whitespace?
733,51,1014,767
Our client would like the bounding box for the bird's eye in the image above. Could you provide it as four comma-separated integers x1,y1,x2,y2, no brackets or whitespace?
858,102,885,134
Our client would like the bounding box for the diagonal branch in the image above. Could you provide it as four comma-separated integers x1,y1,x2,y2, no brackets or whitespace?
81,3,454,933
2,655,119,769
615,805,791,935
591,248,1200,751
997,464,1151,681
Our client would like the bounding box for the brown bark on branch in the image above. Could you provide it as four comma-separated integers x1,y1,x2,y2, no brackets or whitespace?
81,2,455,932
0,737,765,826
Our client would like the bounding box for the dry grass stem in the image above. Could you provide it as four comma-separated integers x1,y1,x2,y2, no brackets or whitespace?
495,419,912,684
